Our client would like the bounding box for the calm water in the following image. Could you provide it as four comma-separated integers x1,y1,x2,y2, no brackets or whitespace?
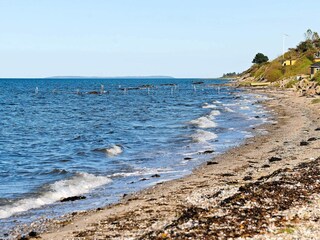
0,78,270,234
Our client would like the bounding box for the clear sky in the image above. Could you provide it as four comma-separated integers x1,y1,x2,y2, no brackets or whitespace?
0,0,319,78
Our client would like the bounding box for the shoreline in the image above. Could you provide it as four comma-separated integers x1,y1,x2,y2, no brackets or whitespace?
14,89,320,239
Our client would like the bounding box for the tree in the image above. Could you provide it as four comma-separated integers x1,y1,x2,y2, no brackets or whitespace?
305,29,313,41
252,53,269,64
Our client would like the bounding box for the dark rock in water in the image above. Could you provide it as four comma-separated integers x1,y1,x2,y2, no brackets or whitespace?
151,174,160,178
269,156,282,162
192,81,204,85
29,231,38,237
139,84,154,88
160,83,177,86
308,137,317,141
315,127,320,131
255,116,260,118
262,164,270,168
140,178,148,181
184,157,192,160
87,91,99,95
73,135,81,140
207,161,218,165
243,176,253,181
300,141,309,146
60,196,86,202
123,193,128,198
96,207,103,211
200,150,215,154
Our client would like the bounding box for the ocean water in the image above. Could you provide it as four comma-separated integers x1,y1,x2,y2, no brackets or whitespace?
0,78,270,234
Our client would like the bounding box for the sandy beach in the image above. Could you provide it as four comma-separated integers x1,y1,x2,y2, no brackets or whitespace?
19,89,320,239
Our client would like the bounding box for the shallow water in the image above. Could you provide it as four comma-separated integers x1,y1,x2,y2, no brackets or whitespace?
0,78,270,234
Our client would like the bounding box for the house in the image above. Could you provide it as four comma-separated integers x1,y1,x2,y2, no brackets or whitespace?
282,59,297,66
314,51,320,62
310,62,320,76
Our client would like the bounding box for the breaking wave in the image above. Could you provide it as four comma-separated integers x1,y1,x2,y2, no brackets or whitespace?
189,116,217,128
0,172,112,219
94,145,123,156
191,130,218,143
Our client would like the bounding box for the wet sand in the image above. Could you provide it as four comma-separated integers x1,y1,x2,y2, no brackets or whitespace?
22,89,320,239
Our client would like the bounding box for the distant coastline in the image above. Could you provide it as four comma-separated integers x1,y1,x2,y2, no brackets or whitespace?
45,76,175,79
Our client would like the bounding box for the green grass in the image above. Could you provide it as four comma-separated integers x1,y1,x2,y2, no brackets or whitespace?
247,49,315,83
311,98,320,104
278,225,295,234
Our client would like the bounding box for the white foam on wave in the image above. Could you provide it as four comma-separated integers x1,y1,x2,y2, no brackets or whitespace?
189,116,217,128
209,110,221,117
105,145,123,156
224,107,235,113
202,104,217,109
191,130,218,143
0,172,112,219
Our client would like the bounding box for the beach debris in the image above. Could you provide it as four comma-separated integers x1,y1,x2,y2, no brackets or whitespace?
243,176,253,181
308,137,317,141
300,141,309,146
60,196,86,202
315,127,320,131
262,164,271,168
141,158,320,239
207,161,218,165
28,231,37,237
221,173,235,177
269,156,282,162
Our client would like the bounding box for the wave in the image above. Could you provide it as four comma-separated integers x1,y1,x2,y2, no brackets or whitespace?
209,110,221,117
191,130,218,143
0,172,112,219
202,103,217,109
189,116,217,128
94,145,123,156
224,107,235,113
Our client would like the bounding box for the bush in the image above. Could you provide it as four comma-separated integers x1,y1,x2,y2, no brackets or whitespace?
312,72,320,84
297,40,314,52
252,53,269,64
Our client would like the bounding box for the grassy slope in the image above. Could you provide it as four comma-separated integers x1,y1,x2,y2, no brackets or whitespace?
244,47,316,83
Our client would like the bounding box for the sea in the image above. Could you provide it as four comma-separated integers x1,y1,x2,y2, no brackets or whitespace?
0,78,271,236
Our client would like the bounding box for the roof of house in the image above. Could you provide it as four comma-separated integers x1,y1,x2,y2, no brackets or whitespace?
310,62,320,68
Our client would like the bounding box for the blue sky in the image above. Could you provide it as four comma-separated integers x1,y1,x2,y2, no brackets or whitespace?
0,0,319,78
